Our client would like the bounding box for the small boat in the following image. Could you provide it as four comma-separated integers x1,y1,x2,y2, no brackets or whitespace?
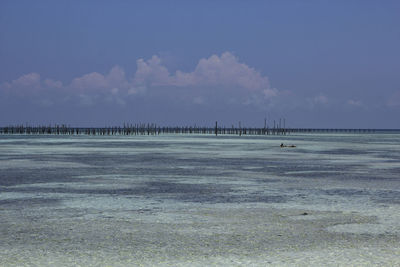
280,143,296,148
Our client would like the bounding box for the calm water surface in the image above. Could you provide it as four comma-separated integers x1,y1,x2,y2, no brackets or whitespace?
1,133,399,206
0,133,399,265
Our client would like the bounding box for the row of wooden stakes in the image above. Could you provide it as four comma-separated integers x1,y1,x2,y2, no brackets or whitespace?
0,122,375,136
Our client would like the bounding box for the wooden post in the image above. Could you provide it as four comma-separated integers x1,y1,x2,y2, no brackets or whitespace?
283,118,286,135
264,118,267,135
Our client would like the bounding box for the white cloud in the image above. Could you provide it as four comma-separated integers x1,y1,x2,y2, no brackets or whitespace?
0,52,278,107
69,65,130,93
132,52,270,93
263,88,279,99
0,73,63,95
0,73,41,94
347,99,362,107
78,94,96,106
44,79,63,89
12,73,41,88
175,52,269,91
71,72,107,90
130,52,275,106
106,66,129,89
303,94,329,110
106,87,126,106
313,94,328,104
133,56,172,86
127,86,145,95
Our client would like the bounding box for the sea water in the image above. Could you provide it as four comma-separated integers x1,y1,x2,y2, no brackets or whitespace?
0,133,399,266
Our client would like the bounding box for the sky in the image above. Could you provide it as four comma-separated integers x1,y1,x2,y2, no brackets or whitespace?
0,0,399,128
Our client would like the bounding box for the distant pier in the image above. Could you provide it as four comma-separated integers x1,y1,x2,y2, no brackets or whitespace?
0,124,380,136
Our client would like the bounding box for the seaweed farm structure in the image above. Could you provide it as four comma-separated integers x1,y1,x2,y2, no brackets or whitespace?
0,123,377,136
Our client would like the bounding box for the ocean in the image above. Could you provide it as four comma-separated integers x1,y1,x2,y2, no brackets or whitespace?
1,132,399,266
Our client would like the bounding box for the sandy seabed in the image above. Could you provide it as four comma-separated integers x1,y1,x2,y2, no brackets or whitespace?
0,133,400,266
2,206,400,266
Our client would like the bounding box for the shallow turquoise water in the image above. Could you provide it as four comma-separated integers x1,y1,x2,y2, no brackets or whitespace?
1,133,399,206
0,133,399,265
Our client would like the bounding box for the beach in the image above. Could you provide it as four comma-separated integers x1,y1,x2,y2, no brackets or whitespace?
1,133,399,266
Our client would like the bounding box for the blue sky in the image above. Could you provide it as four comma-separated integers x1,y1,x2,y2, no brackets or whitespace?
1,0,399,128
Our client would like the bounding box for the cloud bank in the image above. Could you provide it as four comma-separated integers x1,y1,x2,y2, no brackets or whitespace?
2,51,394,127
1,52,280,107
